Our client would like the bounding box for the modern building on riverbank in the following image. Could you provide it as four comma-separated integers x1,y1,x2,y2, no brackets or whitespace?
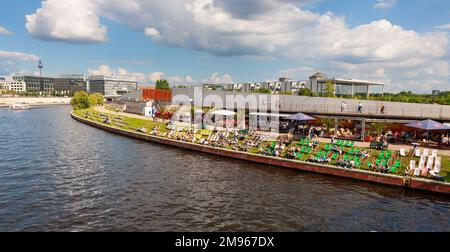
1,78,27,93
309,72,384,97
12,76,54,94
88,75,138,97
54,74,87,95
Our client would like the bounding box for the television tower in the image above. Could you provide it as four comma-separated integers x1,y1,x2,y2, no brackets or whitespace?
38,59,43,77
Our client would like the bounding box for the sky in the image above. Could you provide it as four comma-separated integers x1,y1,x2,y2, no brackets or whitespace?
0,0,449,93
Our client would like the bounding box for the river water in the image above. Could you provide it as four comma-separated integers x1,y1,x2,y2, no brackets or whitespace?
0,106,448,231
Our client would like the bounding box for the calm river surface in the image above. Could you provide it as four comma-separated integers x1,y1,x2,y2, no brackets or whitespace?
0,106,449,231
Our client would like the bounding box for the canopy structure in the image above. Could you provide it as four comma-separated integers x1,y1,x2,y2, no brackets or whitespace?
405,119,450,131
283,113,315,121
210,110,236,116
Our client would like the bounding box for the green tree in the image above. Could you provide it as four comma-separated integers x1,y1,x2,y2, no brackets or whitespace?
324,80,335,97
93,93,104,105
156,79,170,90
88,94,98,107
369,122,386,137
71,91,90,110
258,88,271,94
298,88,314,96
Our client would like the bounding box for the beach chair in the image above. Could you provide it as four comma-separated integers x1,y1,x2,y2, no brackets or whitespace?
431,149,438,158
433,157,441,174
331,153,338,160
414,149,421,157
423,149,430,157
417,156,426,176
426,156,434,171
414,163,421,176
400,148,406,157
297,153,303,160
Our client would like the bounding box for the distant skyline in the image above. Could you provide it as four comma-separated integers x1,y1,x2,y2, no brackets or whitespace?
0,0,449,93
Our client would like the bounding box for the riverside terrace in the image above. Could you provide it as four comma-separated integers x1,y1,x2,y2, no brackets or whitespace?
73,108,450,183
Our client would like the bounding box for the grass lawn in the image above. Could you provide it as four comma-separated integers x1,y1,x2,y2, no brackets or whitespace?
73,108,450,182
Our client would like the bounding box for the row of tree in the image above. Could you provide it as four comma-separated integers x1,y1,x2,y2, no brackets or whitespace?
71,91,104,110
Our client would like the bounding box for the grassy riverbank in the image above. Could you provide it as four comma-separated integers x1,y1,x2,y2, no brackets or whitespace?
73,108,450,182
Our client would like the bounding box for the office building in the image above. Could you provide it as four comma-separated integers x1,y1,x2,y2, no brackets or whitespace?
54,74,86,95
88,75,138,97
12,76,54,94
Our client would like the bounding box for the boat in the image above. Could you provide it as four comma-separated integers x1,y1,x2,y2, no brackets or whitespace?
10,102,32,110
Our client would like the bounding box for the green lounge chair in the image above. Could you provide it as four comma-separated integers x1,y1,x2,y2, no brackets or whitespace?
331,153,338,160
349,141,355,147
348,148,354,155
297,153,303,160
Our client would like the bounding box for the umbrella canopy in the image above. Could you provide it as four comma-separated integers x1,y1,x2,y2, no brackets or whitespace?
283,113,315,121
405,119,450,131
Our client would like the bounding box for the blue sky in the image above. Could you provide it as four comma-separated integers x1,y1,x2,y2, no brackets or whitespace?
0,0,449,93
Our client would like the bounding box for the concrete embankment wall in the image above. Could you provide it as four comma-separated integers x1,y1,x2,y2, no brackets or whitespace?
0,97,71,107
71,112,450,195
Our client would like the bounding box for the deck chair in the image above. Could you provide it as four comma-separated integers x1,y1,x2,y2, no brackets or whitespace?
433,157,441,174
414,149,421,157
431,150,438,158
408,160,416,175
423,149,430,157
400,148,406,157
426,156,434,171
418,156,426,176
414,162,421,176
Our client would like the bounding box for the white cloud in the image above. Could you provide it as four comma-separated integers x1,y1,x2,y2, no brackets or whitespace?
203,73,234,84
0,50,40,75
434,24,450,30
26,0,107,43
0,26,12,35
169,75,195,84
87,65,196,85
373,0,396,9
144,27,161,38
27,0,450,92
0,50,39,61
148,71,165,83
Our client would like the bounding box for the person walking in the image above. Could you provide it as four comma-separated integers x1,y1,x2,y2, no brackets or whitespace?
380,103,385,114
341,101,345,112
357,102,362,113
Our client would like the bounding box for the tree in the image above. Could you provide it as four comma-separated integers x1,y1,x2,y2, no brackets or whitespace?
93,93,104,105
88,94,98,107
156,79,170,90
369,122,385,137
298,88,314,96
258,88,271,94
324,80,335,97
71,91,90,110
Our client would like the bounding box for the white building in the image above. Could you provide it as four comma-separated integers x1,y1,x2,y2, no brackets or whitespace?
88,75,138,97
1,78,27,93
